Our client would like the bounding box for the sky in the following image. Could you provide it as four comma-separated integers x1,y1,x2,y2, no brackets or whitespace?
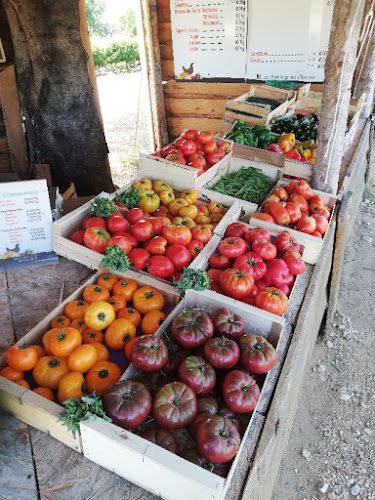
102,0,137,27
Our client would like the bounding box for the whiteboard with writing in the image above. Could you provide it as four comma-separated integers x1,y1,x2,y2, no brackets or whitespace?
171,0,248,79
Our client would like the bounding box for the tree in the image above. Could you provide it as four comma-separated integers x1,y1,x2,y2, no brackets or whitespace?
119,9,137,37
85,0,111,37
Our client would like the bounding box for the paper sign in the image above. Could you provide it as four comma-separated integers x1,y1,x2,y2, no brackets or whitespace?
171,0,248,79
0,180,54,266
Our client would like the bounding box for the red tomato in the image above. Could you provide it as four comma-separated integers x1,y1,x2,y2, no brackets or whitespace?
283,273,295,287
234,251,266,281
148,217,168,236
238,334,277,374
283,202,302,223
190,225,212,245
147,255,175,278
184,129,198,141
252,239,277,261
295,180,314,200
174,137,185,149
209,251,233,270
178,356,216,395
161,145,176,158
288,193,309,213
127,208,145,225
213,307,245,339
83,227,110,253
172,310,213,349
162,224,192,246
206,153,221,166
82,215,91,229
131,220,154,242
123,232,138,248
206,268,222,284
283,253,306,275
153,381,197,430
252,213,275,223
145,236,168,255
278,283,290,297
254,287,288,315
128,248,151,270
180,140,197,157
217,141,231,153
131,335,168,372
186,240,204,258
214,150,225,159
166,244,192,271
225,222,248,238
272,186,288,201
219,268,254,299
196,416,240,463
107,235,132,254
210,282,223,293
152,152,161,157
312,230,323,238
268,202,291,226
203,141,217,154
319,207,331,220
203,336,240,370
309,195,325,213
286,180,300,194
222,370,260,414
244,227,270,244
197,130,214,144
70,230,85,245
297,214,317,234
139,426,178,454
188,153,206,168
85,217,107,230
264,259,289,287
107,216,129,234
218,237,246,258
275,231,300,253
166,152,186,164
311,214,328,235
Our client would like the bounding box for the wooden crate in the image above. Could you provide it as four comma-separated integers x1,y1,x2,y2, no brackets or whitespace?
196,154,283,218
249,178,337,265
0,271,180,453
80,288,284,500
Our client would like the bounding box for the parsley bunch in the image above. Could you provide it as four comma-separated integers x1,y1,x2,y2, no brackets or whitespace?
100,245,130,273
59,392,111,436
115,188,140,210
90,196,117,217
174,268,211,292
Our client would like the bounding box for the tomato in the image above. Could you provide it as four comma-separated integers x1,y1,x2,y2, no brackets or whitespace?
84,301,116,330
85,360,122,394
70,230,85,245
68,345,98,373
83,284,110,304
85,217,107,230
173,216,196,229
30,345,45,359
82,327,104,344
122,232,138,248
217,141,231,153
83,227,110,253
153,381,197,430
238,333,277,374
141,310,166,335
50,315,71,330
252,238,277,261
178,356,216,395
263,195,280,215
47,327,82,357
33,356,69,390
264,259,289,287
161,145,176,158
283,253,306,275
297,214,317,234
16,379,29,389
69,319,86,333
213,307,245,340
287,193,309,213
152,180,172,193
166,151,186,164
130,220,153,242
165,244,191,271
219,269,254,299
244,227,270,244
233,251,265,281
283,273,295,287
186,240,204,258
128,248,150,270
208,251,232,270
132,178,152,190
196,415,240,464
190,225,212,244
179,204,198,219
188,154,206,169
104,380,152,430
105,318,136,350
133,286,165,314
172,310,213,349
272,186,288,201
147,255,175,278
179,139,197,157
203,141,218,155
312,213,328,235
113,279,139,301
197,130,214,144
184,129,198,141
188,412,212,438
251,213,275,223
225,223,248,239
107,235,132,254
139,425,178,453
162,224,192,246
295,180,314,200
105,295,125,315
138,192,160,214
308,195,325,213
97,273,118,291
33,387,55,401
64,300,89,320
131,335,168,372
149,216,169,236
5,344,38,371
222,370,260,414
205,153,221,166
57,372,85,404
0,366,24,381
283,202,302,223
126,208,144,225
203,336,240,370
206,268,222,284
275,231,300,254
181,448,230,477
169,198,189,216
159,189,175,206
218,237,246,259
118,306,142,327
254,287,288,315
107,216,129,234
268,202,291,226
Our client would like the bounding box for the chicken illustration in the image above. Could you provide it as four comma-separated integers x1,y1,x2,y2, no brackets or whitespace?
182,63,194,75
6,243,20,253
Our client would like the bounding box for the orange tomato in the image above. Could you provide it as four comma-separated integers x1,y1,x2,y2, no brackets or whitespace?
16,379,30,389
197,205,210,216
64,300,89,320
85,361,122,394
57,372,85,404
48,327,82,357
82,328,104,344
32,356,70,390
5,344,38,371
90,342,109,362
0,366,24,381
208,202,224,214
42,328,60,355
179,204,198,220
107,294,127,314
132,286,165,315
180,189,198,205
209,213,224,223
29,345,45,359
97,273,118,291
117,307,142,327
124,337,138,360
70,319,87,333
112,279,139,301
169,198,189,216
105,319,136,350
141,310,166,335
50,315,71,328
68,345,98,373
83,284,110,304
33,386,55,401
195,213,211,225
84,301,116,330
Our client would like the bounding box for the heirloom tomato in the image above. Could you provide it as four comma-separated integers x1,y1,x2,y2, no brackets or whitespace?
5,344,38,371
297,214,316,234
70,230,85,245
206,268,222,284
222,370,260,414
251,213,275,223
283,202,302,223
254,287,288,315
85,361,122,394
162,224,192,246
182,448,230,477
57,372,85,404
197,396,218,416
0,366,24,381
145,236,168,255
238,333,277,374
127,208,145,225
197,130,214,144
264,259,289,287
252,239,277,261
83,284,110,304
105,318,136,350
107,215,129,234
82,328,104,344
32,387,55,401
64,300,89,320
32,356,69,390
234,252,266,281
244,227,270,244
133,286,165,314
113,279,139,300
178,356,216,395
153,381,197,430
187,240,204,258
166,244,192,271
288,193,309,213
147,255,175,278
172,310,213,349
219,269,254,299
107,235,132,254
85,217,107,230
275,231,300,253
312,213,328,235
225,222,248,238
97,273,118,291
209,251,233,270
141,310,166,335
118,307,142,327
84,301,116,330
139,426,178,454
283,253,306,275
218,237,246,258
196,416,240,463
107,294,127,315
47,327,82,357
203,336,240,370
83,227,110,253
213,307,245,340
68,345,98,373
128,248,150,270
190,225,212,244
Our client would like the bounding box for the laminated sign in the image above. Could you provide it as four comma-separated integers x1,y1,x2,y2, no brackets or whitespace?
0,179,57,270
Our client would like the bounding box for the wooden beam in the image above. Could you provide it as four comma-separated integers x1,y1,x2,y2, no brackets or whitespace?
353,16,375,117
311,0,365,194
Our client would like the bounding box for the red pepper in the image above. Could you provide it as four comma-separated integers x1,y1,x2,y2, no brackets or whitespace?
284,149,302,161
267,144,283,154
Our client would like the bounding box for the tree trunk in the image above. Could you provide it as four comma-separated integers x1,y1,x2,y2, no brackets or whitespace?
311,0,365,194
353,17,375,117
2,0,115,196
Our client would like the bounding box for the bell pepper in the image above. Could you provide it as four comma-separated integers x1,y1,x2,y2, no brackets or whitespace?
311,148,316,158
278,133,296,148
302,148,311,159
295,145,304,154
284,149,301,161
309,158,315,164
302,139,314,149
278,140,292,152
267,144,283,154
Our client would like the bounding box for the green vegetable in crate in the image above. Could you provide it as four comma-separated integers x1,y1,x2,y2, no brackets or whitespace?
225,121,278,149
174,268,211,293
59,392,111,436
115,188,140,210
245,96,281,110
270,113,319,142
100,245,130,273
209,166,274,205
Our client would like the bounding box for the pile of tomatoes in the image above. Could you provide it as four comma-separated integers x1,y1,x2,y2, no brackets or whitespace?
254,179,331,238
102,305,277,472
205,223,306,316
0,274,170,404
70,183,228,281
152,129,232,176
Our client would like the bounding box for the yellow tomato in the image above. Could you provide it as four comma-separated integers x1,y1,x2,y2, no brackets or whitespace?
169,198,189,215
179,204,198,219
159,189,175,206
172,216,196,229
139,192,160,213
138,189,156,199
180,189,198,204
57,372,85,404
152,180,173,194
84,301,116,330
208,202,225,214
209,213,224,223
195,213,211,225
132,178,152,190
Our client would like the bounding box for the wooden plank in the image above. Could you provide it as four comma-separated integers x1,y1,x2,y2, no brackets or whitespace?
165,97,226,118
242,217,335,500
0,271,15,355
160,44,173,61
164,81,251,99
158,21,173,43
157,5,171,22
33,163,52,188
161,59,174,80
168,117,223,137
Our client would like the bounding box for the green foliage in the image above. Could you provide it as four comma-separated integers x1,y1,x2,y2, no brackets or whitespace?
119,9,137,37
85,0,111,37
100,245,130,273
59,392,111,436
115,188,139,210
174,269,211,293
92,42,140,70
89,196,117,217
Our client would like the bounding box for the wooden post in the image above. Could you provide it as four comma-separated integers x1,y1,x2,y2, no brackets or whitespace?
353,17,375,117
311,0,365,194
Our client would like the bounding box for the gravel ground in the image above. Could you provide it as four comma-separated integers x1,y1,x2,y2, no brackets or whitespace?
274,194,375,500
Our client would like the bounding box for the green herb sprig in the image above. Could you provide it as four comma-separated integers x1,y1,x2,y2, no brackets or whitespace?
100,245,130,273
115,188,140,210
174,268,211,293
90,196,117,217
59,392,111,436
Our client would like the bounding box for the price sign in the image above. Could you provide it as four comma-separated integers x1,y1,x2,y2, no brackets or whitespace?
0,179,56,270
